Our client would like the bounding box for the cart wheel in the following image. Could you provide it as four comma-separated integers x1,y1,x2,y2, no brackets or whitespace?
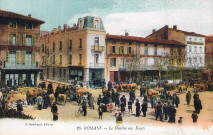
75,109,81,117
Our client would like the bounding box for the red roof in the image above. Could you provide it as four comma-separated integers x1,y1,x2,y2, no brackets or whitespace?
106,34,185,46
0,10,44,24
168,28,206,37
205,36,213,42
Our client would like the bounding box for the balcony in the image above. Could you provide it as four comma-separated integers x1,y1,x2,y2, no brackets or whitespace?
91,46,104,52
3,62,39,70
187,41,204,45
89,63,105,68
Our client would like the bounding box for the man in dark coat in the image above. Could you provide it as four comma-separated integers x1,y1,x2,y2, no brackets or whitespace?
51,103,58,121
47,83,53,95
193,92,199,107
155,101,163,121
163,103,168,120
120,95,126,107
143,94,148,102
98,105,103,119
107,81,112,91
175,95,180,108
81,99,87,116
115,93,120,107
141,100,148,117
169,106,176,123
194,96,202,114
120,102,125,113
140,87,143,97
128,100,133,113
135,99,140,117
43,94,49,109
55,85,61,103
186,91,191,105
97,94,102,106
17,99,23,112
129,91,135,103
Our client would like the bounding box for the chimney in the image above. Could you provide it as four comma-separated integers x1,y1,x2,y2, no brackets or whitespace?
164,25,169,40
58,26,61,33
125,30,129,36
64,24,67,32
53,28,57,34
28,14,31,17
152,29,156,33
173,25,177,30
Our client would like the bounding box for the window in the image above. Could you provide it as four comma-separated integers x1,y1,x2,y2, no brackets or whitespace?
178,48,182,55
69,69,83,81
189,46,191,52
53,55,55,64
9,51,16,65
154,45,157,55
69,40,72,49
42,44,45,52
79,38,82,48
200,39,202,42
59,41,62,51
9,20,17,28
194,38,197,41
119,58,125,69
26,22,32,29
25,52,32,66
127,47,132,54
95,37,99,45
94,20,99,29
79,54,82,65
189,57,192,64
111,46,116,54
95,54,99,64
52,68,55,78
60,55,62,64
120,46,124,54
121,41,125,44
111,58,116,67
42,56,45,65
53,42,55,52
47,68,49,79
194,46,197,53
9,34,17,45
63,69,66,78
112,40,116,44
193,57,197,63
145,45,148,55
200,57,203,64
69,55,72,64
200,47,202,53
129,41,132,45
59,69,62,78
26,35,32,46
189,38,191,41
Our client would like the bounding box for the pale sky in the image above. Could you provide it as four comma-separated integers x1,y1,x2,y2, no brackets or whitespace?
0,0,213,37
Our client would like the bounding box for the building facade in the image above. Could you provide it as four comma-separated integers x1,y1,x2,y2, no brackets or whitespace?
147,25,205,69
40,16,106,87
205,36,213,68
0,10,44,87
105,34,185,83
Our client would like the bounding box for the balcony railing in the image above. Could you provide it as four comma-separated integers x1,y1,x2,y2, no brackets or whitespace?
187,41,204,45
3,62,39,69
89,63,105,68
91,46,104,52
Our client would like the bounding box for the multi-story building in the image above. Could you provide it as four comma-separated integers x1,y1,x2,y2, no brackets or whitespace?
105,34,185,82
147,25,206,69
0,10,44,87
205,36,213,68
40,16,106,87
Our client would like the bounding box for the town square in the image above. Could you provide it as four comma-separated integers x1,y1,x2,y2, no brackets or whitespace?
0,0,213,135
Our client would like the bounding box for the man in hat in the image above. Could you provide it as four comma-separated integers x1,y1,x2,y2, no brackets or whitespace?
115,93,120,107
120,101,125,113
98,104,103,119
128,99,133,113
35,94,44,110
163,102,168,120
135,99,140,117
141,100,148,117
81,99,87,116
155,101,163,121
97,94,102,106
186,91,191,105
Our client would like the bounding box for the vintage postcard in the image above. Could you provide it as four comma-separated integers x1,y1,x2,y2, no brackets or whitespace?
0,0,213,135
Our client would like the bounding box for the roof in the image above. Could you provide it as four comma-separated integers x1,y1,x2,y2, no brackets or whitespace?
0,10,44,24
205,36,213,42
168,28,206,37
106,34,185,46
147,25,205,37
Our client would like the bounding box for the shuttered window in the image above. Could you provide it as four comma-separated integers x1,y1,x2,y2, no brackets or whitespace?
22,51,26,64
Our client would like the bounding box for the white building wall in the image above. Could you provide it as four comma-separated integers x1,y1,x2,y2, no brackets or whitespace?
185,35,205,69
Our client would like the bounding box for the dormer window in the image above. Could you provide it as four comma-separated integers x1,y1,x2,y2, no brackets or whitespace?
94,20,99,29
9,20,17,28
